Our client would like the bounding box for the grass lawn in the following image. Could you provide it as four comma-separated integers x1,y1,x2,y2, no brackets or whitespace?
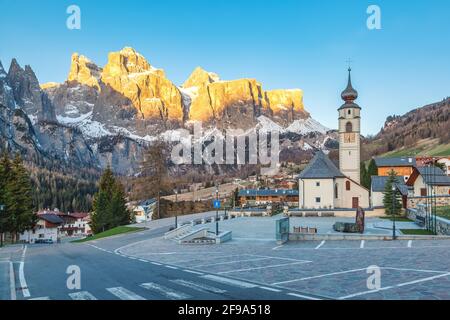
436,206,450,220
400,229,435,235
379,216,413,222
72,226,146,243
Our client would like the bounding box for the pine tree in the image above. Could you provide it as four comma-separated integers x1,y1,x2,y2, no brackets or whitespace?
91,167,130,234
0,153,11,246
383,170,402,216
360,163,370,189
3,154,36,242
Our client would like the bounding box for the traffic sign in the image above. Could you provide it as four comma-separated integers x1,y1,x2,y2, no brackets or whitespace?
213,200,221,209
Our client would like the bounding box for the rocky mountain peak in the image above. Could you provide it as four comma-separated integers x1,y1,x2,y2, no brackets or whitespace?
68,53,102,90
102,47,162,77
182,67,220,88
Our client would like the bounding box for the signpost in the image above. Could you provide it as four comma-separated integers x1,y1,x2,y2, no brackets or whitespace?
0,204,5,247
214,187,220,236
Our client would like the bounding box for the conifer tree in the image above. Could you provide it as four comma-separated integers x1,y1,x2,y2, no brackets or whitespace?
383,170,402,216
0,153,11,246
360,162,370,190
91,167,130,234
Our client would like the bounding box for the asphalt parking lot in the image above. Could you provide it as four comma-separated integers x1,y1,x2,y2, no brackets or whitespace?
116,217,450,300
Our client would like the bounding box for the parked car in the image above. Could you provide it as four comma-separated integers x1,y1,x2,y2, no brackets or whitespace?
34,239,53,244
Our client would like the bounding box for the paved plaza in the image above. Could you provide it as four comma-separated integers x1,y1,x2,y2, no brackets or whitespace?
116,216,450,300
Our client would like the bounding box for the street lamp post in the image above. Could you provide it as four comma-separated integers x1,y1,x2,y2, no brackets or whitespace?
215,186,219,236
0,204,5,247
392,185,397,240
174,189,178,229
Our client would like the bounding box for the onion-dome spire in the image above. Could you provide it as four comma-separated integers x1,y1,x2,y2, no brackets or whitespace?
341,67,358,102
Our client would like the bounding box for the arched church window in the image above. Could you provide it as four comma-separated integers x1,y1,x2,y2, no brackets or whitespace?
348,109,351,115
346,121,353,133
346,181,351,191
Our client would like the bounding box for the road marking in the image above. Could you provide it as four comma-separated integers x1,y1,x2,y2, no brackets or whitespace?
193,257,271,268
218,261,310,274
315,241,326,250
360,240,365,249
272,268,367,285
287,292,321,300
170,279,226,294
140,282,191,300
166,265,178,270
19,261,30,298
183,270,204,275
201,275,257,288
106,287,146,300
259,286,282,292
407,240,412,248
272,245,283,250
339,272,450,299
139,259,148,263
151,262,162,266
128,256,137,260
382,266,446,274
28,296,50,300
9,261,16,300
69,291,98,300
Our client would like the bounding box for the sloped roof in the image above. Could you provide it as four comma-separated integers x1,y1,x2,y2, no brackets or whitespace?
238,189,299,197
374,157,416,167
39,214,64,225
298,151,345,179
418,167,450,186
371,176,409,195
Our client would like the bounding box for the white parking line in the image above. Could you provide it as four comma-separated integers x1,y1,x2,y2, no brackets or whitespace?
9,261,16,300
166,265,178,270
339,272,450,299
139,259,148,263
141,282,191,300
193,257,271,268
407,240,412,248
171,279,226,294
201,275,258,288
287,293,321,300
28,296,50,300
218,261,309,274
360,240,365,249
272,268,367,285
259,286,282,292
69,291,98,300
106,287,146,300
272,245,283,250
19,261,30,298
183,270,204,275
151,262,162,266
315,241,326,250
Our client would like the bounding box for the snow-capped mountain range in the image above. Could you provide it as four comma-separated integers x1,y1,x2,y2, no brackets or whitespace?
0,48,338,175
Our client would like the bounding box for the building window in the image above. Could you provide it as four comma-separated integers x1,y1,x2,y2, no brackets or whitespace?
315,197,321,203
346,121,353,133
335,184,338,199
346,181,351,191
421,188,427,196
348,109,351,115
316,182,320,187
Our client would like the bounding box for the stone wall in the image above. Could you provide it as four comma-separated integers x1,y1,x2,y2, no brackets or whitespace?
160,199,213,219
407,205,450,236
407,195,450,209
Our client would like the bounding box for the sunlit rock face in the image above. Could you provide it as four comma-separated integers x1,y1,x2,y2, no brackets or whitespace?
182,66,308,128
101,47,184,122
68,53,102,90
265,89,309,126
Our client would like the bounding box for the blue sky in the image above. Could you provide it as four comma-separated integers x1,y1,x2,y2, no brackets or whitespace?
1,0,449,135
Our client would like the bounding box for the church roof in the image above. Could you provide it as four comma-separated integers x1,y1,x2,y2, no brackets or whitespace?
298,151,345,179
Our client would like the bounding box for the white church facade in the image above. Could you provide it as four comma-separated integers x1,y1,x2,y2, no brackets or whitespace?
298,69,370,209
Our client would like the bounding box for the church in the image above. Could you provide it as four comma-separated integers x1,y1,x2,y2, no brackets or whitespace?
298,69,370,209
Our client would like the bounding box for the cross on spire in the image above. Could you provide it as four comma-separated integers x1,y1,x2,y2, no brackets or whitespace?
346,58,353,70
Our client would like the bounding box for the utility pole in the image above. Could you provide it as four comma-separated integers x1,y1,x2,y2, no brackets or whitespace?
215,185,219,236
392,185,397,240
174,189,178,229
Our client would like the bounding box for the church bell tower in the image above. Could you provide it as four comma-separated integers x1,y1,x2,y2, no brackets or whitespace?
338,68,361,184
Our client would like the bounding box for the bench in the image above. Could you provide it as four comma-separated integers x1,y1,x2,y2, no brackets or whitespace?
415,215,426,227
293,226,318,234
